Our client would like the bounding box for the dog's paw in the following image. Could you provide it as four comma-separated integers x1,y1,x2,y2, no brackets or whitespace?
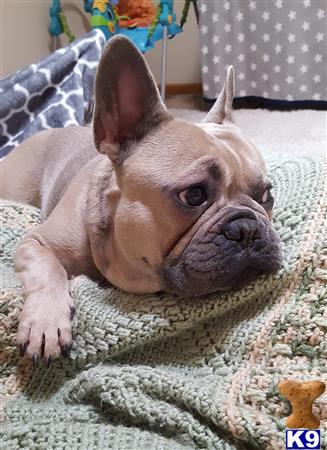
16,292,74,365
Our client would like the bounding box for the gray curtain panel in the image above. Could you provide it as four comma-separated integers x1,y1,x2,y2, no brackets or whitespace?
199,0,326,101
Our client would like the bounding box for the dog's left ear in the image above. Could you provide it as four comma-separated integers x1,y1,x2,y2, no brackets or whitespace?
93,35,169,163
202,66,235,124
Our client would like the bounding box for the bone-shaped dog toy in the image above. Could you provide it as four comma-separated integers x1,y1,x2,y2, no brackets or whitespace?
278,379,326,429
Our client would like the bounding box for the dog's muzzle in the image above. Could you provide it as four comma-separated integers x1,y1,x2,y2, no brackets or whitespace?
161,208,282,296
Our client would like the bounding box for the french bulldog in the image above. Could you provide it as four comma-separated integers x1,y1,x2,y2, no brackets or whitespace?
0,36,281,363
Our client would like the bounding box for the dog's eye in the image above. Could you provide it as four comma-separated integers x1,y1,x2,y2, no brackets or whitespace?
261,189,273,205
179,185,207,207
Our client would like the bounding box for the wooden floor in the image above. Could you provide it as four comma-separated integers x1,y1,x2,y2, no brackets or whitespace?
165,93,204,110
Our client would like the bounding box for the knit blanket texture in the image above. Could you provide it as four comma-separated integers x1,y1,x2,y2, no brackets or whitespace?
1,153,326,449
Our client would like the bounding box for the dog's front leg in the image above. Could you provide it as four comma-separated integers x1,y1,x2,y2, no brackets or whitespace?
15,232,74,364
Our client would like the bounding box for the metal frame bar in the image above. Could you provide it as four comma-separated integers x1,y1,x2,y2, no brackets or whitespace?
160,26,168,102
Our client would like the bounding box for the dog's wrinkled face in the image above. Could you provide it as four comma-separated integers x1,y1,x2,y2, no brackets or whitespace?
92,36,282,296
114,120,281,295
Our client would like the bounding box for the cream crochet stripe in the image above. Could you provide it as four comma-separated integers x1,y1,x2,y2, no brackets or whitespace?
225,161,327,447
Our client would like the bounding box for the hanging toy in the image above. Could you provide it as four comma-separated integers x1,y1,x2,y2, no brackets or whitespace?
84,0,93,13
87,0,120,40
49,1,186,53
180,0,191,28
117,0,156,28
48,0,187,103
49,0,63,37
149,0,182,44
58,11,76,42
49,0,76,43
84,0,182,53
147,4,161,41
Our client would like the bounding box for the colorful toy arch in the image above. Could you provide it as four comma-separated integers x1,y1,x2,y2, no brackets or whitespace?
49,0,198,100
49,0,188,53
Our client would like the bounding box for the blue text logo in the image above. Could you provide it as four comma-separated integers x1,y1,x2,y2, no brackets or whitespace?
286,430,320,449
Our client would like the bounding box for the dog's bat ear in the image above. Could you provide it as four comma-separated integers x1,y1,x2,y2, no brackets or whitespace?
93,35,169,163
202,66,235,124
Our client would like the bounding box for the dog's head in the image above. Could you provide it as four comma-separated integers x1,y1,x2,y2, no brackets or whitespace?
92,36,281,296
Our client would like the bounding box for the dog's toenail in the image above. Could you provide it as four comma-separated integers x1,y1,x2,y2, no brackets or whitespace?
60,343,72,357
70,306,76,320
32,353,39,368
46,356,52,368
19,342,28,357
41,333,45,358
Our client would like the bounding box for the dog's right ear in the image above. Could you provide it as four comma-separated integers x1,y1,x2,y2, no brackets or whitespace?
93,36,169,163
202,66,235,124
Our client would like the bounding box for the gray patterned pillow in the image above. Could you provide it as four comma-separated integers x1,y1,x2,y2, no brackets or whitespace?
0,30,106,159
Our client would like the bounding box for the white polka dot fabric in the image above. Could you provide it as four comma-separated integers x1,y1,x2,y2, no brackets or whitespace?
198,0,326,101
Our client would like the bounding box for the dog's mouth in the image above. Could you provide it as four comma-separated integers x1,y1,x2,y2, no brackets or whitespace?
160,211,282,297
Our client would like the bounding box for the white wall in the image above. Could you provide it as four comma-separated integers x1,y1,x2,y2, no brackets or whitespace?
0,0,201,83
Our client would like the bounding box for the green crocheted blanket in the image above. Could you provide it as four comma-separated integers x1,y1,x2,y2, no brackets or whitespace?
1,153,326,450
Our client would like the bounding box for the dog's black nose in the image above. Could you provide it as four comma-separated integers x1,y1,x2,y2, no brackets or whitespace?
222,218,261,247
